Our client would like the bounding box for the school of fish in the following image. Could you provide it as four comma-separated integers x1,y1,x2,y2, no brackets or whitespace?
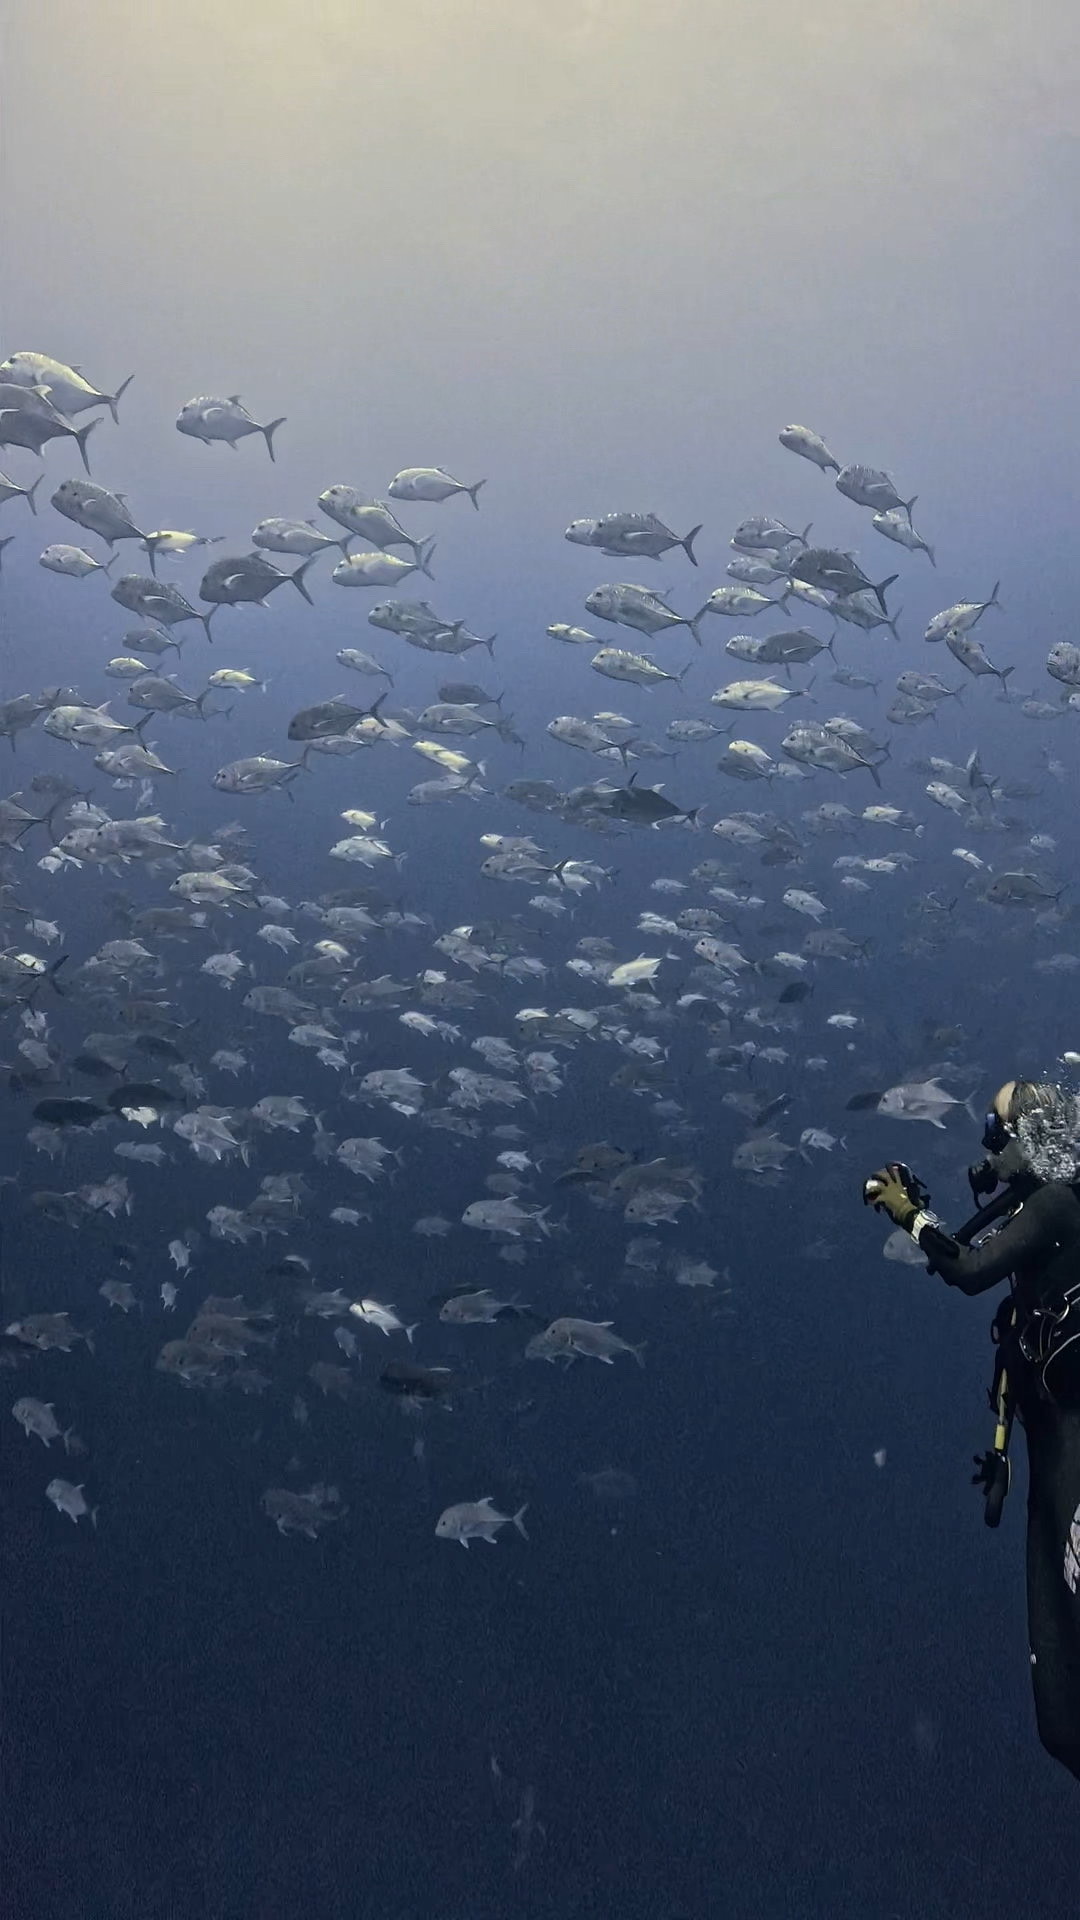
1,365,1076,1545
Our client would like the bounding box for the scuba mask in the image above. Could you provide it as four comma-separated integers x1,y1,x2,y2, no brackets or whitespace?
981,1109,1028,1182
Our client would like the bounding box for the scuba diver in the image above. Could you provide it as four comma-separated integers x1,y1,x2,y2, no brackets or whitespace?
863,1078,1080,1785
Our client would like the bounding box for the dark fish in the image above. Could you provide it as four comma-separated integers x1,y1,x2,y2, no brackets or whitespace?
604,775,700,826
199,552,315,609
438,682,500,707
132,1034,186,1062
563,1141,636,1178
287,693,386,742
778,981,812,1004
72,1052,125,1080
845,1090,886,1112
105,1081,183,1113
379,1360,456,1400
32,1097,108,1127
111,573,216,642
789,546,898,613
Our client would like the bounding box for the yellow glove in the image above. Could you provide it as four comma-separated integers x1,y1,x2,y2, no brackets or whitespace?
862,1163,924,1232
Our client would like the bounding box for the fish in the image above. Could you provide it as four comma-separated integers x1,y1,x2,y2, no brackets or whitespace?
45,1479,96,1525
584,583,708,646
0,351,133,420
0,382,99,469
111,573,216,641
778,424,841,471
566,512,701,564
140,530,224,574
39,544,115,578
596,775,698,827
50,478,147,546
871,507,935,564
32,1097,109,1127
11,1398,80,1450
176,395,285,459
835,464,916,517
387,467,486,509
287,695,386,742
262,1484,344,1538
318,488,432,560
199,552,315,609
378,1360,456,1401
589,648,688,688
435,1498,529,1547
788,546,898,613
251,517,350,557
848,1078,975,1129
924,582,1001,643
945,631,1013,686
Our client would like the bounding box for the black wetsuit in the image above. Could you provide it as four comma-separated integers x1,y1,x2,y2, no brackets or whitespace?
918,1180,1080,1783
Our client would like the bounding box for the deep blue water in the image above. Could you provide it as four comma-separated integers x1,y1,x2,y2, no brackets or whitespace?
3,6,1080,1907
1,389,1077,1918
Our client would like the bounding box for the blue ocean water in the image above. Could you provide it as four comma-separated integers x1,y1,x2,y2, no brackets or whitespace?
3,7,1080,1916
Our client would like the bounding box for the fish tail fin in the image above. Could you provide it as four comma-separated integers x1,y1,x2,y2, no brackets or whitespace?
74,419,98,474
263,416,287,462
682,523,703,566
337,536,354,555
107,374,135,424
200,610,216,643
988,579,1002,610
998,665,1014,695
467,479,486,510
483,632,497,656
925,544,936,567
418,537,437,580
405,1322,419,1345
291,558,315,605
25,474,41,515
873,572,899,614
102,553,119,575
512,1503,530,1539
887,606,903,641
689,605,709,646
903,493,917,521
631,1341,647,1369
683,807,702,828
799,523,813,545
867,758,882,789
143,534,162,577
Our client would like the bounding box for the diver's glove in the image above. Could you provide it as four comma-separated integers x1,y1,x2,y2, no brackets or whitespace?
972,1451,1004,1493
862,1163,933,1233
